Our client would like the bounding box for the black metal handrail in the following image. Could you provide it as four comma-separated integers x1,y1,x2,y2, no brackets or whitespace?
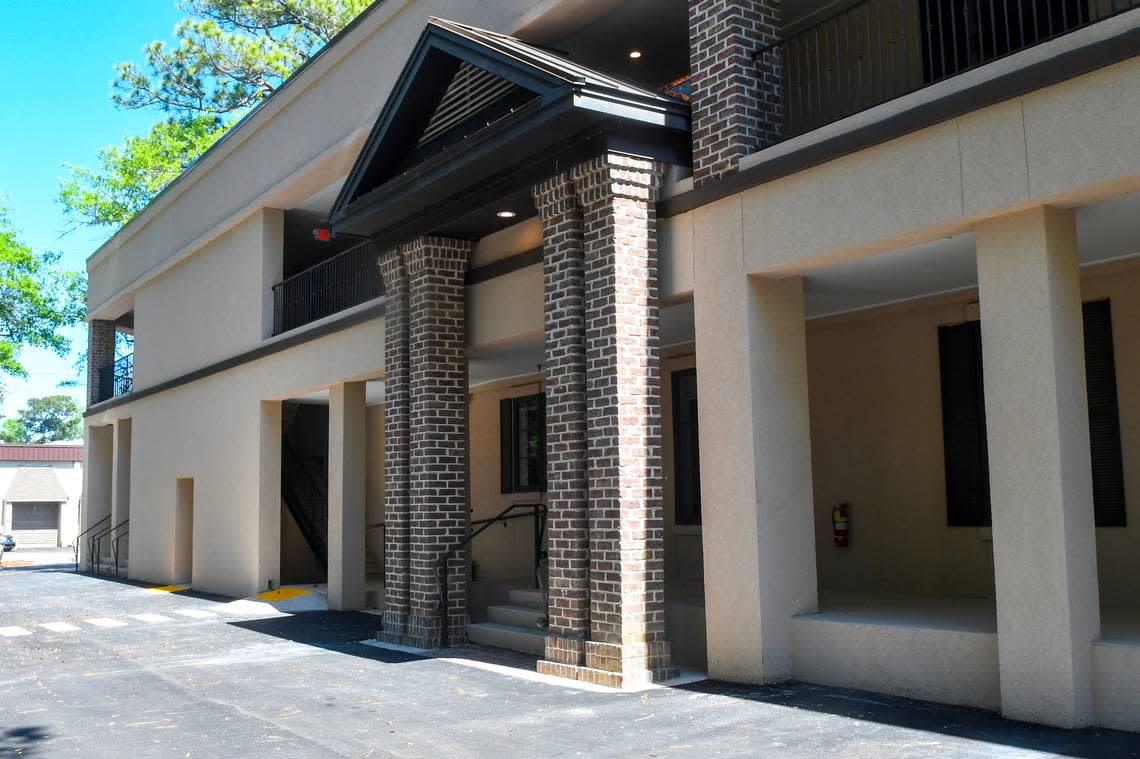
438,503,547,649
271,238,384,335
366,521,386,581
112,519,130,578
96,353,134,404
281,439,328,565
751,0,1139,147
91,518,130,576
74,514,111,573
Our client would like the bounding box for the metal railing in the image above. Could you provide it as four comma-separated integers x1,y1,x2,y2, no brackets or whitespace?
754,0,1138,146
96,353,133,404
74,514,111,573
90,518,130,576
281,440,328,565
438,503,547,648
112,520,130,578
366,522,386,581
271,239,384,335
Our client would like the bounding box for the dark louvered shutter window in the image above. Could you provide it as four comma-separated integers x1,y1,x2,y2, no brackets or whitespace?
1083,299,1127,527
938,321,991,526
500,398,514,494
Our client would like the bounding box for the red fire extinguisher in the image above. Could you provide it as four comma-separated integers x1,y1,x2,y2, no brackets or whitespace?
833,502,850,547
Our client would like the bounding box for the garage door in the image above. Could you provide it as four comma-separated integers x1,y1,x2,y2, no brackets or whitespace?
11,502,60,548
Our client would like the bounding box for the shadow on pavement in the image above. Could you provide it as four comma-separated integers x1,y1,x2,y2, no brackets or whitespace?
228,612,423,664
0,726,50,756
678,680,1140,758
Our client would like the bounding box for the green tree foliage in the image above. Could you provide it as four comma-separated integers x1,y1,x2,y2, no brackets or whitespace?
0,418,30,444
59,0,371,229
0,206,87,398
0,395,84,444
60,116,227,229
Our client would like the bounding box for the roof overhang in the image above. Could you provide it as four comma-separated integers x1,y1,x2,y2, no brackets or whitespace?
327,18,690,241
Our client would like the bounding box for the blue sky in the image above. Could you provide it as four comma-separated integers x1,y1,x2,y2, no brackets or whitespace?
0,1,182,419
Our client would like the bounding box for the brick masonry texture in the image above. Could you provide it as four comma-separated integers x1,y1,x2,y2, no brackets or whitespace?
405,236,472,649
689,0,783,185
530,153,675,687
379,247,410,644
87,320,117,406
534,172,591,653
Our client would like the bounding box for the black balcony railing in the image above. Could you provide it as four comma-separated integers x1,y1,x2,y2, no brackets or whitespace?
96,353,133,404
271,239,384,335
755,0,1138,146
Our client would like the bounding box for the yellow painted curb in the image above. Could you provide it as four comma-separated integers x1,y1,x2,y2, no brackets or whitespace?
144,585,189,593
256,587,313,602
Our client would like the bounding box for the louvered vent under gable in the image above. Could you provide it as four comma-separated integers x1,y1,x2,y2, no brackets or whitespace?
417,62,523,147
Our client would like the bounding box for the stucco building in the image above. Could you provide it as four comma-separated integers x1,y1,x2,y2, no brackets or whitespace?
83,0,1140,731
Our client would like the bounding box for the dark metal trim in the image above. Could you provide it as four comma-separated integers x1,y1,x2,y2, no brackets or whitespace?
660,21,1140,220
83,246,546,417
84,299,387,417
466,247,542,285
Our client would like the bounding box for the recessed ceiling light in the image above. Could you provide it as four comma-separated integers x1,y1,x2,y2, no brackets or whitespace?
628,49,643,59
496,210,517,219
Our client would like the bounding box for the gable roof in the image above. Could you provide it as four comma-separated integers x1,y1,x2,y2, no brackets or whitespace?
4,467,69,503
0,444,84,463
328,17,689,239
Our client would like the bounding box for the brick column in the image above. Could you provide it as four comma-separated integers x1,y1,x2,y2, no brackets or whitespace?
405,236,472,648
87,320,116,406
379,247,411,643
533,173,591,675
576,153,673,687
688,0,783,185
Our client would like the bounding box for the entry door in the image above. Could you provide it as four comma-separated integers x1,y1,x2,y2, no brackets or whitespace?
11,502,61,548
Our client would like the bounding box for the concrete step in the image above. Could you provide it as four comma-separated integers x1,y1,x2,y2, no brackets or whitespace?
466,622,545,656
365,586,385,610
508,588,545,610
488,604,546,629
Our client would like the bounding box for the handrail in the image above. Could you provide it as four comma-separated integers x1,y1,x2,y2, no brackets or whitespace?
75,514,111,573
366,522,386,582
281,438,328,564
88,520,117,575
438,503,547,649
112,519,130,578
91,518,130,576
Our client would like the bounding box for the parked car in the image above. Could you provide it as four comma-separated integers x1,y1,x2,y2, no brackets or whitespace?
0,534,14,551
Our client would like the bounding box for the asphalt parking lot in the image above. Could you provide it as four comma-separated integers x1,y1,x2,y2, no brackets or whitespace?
2,549,1139,758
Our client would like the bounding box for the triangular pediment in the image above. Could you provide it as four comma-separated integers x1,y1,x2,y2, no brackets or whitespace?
328,18,690,237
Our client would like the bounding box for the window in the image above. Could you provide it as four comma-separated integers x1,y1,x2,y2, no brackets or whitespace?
500,394,545,494
672,369,702,526
938,299,1126,527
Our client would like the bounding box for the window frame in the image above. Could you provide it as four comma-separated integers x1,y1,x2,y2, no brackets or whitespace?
499,393,546,494
938,299,1127,527
671,368,702,527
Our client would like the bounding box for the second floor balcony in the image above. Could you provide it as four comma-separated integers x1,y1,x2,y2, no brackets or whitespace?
271,238,385,336
751,0,1137,150
96,353,133,405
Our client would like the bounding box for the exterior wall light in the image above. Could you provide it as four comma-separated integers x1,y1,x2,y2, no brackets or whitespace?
497,210,517,219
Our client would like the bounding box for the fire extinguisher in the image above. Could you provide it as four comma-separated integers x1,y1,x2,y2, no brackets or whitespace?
833,502,850,548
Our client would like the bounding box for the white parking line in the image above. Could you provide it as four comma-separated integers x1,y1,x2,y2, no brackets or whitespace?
131,614,174,624
40,622,80,633
0,626,31,637
85,618,128,628
172,609,217,619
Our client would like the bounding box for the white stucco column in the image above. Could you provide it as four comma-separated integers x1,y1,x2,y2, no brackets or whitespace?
328,382,367,611
82,424,114,567
976,206,1100,728
693,200,818,682
257,401,282,594
110,418,132,560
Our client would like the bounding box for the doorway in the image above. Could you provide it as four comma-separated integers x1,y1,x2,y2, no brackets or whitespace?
175,478,194,583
